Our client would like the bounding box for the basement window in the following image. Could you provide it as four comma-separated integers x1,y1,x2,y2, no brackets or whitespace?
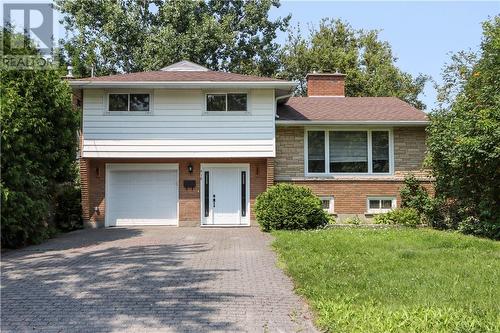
367,197,396,214
320,197,335,214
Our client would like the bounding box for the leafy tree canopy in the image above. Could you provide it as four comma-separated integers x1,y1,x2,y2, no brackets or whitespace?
279,19,428,109
56,0,290,77
1,28,80,247
427,16,500,239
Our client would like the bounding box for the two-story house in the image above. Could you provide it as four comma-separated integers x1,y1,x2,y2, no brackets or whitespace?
69,60,431,228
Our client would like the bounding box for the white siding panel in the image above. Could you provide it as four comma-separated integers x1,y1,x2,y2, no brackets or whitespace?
82,88,276,157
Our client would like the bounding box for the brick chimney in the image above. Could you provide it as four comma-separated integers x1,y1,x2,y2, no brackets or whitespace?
306,71,346,97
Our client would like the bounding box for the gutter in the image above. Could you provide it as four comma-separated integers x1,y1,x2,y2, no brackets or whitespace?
67,80,297,89
275,120,430,126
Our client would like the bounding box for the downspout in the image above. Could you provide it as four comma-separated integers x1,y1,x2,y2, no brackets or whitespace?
274,93,293,119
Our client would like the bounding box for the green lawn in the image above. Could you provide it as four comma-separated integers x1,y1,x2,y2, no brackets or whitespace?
273,228,500,332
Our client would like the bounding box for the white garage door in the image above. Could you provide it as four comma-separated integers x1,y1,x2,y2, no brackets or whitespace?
106,164,178,227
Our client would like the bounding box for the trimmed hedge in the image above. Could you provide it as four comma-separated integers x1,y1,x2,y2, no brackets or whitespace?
255,183,329,231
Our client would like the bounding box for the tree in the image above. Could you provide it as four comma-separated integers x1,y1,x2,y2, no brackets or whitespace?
279,19,428,109
427,16,500,239
1,28,80,247
56,0,290,77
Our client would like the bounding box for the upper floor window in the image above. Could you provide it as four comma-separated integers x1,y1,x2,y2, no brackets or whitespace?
306,129,392,175
109,93,150,112
206,93,247,112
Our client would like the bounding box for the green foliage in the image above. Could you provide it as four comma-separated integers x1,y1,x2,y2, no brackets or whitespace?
1,28,80,248
255,184,329,231
427,17,500,240
53,183,82,232
344,216,362,225
273,228,500,332
374,208,420,227
56,0,290,77
279,19,428,109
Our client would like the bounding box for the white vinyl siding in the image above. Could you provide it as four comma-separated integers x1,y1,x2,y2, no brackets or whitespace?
82,89,275,157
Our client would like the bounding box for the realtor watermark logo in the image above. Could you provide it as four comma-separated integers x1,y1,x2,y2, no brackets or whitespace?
1,1,58,69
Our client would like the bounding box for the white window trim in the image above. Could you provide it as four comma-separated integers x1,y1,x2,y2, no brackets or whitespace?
366,196,397,214
304,127,394,177
203,92,250,114
105,90,154,115
320,196,335,214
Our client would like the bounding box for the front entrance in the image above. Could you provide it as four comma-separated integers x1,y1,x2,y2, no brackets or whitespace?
201,164,250,226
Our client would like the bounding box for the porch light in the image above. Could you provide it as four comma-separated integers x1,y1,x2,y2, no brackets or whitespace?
187,163,193,174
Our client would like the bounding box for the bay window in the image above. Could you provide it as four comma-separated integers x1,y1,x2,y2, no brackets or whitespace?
306,129,392,175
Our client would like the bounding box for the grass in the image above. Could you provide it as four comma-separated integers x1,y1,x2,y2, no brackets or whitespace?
272,228,500,332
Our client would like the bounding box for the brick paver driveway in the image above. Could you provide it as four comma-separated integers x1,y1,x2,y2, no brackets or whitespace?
1,227,317,333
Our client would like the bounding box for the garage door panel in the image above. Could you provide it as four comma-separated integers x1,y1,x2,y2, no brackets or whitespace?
107,167,178,227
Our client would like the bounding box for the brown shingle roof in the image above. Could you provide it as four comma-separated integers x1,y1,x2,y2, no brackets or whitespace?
73,70,286,82
277,97,428,122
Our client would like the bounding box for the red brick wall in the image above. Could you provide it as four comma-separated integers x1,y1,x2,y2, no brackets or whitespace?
280,179,434,214
80,158,268,227
307,74,345,96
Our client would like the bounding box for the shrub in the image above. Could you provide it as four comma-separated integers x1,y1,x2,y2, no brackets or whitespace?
344,216,362,225
374,208,421,227
52,183,83,232
400,175,432,217
1,29,79,247
255,184,329,231
426,18,500,239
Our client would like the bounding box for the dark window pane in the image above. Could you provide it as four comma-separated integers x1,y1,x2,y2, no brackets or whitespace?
241,171,246,216
381,200,393,209
321,199,330,210
130,94,150,111
207,94,226,111
109,94,128,111
308,131,325,173
369,200,380,209
330,131,368,173
204,172,209,217
372,131,389,173
228,93,247,111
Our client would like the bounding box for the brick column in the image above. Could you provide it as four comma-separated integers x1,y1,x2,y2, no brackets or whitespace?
266,158,275,188
79,158,91,227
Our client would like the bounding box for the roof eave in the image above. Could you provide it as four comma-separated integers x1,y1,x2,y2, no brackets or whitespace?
68,80,297,89
276,120,429,126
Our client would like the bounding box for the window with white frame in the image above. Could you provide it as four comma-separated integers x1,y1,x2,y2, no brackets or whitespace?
306,129,392,175
320,197,335,214
108,93,150,112
206,93,247,112
367,197,396,214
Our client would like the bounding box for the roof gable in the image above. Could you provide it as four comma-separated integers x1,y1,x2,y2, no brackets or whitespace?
161,60,210,72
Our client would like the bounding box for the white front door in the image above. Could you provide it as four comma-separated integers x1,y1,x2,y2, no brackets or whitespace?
201,164,250,226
